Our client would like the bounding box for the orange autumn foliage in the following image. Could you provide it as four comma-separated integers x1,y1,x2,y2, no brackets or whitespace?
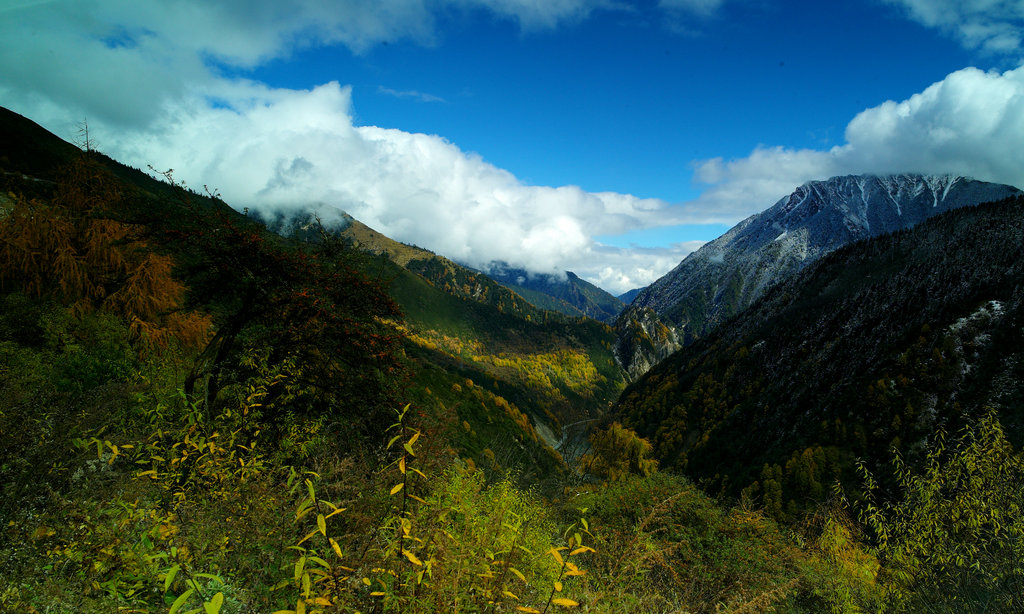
0,157,210,350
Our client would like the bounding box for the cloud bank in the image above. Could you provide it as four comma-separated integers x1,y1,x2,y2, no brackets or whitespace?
884,0,1024,55
3,1,1024,295
687,65,1024,225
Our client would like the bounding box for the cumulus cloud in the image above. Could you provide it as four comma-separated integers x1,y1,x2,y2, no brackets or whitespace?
884,0,1024,54
81,81,678,293
685,65,1024,223
6,1,1024,295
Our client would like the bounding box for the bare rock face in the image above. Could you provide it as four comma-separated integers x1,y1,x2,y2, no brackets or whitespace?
615,174,1023,376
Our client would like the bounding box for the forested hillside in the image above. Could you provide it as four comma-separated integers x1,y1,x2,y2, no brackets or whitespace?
616,195,1024,516
2,107,1023,613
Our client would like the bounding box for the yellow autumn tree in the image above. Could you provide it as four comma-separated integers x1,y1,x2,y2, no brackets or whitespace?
0,156,210,350
579,422,658,483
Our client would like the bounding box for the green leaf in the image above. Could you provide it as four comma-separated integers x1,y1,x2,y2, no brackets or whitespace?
316,513,326,536
203,592,224,614
168,588,195,614
163,564,180,593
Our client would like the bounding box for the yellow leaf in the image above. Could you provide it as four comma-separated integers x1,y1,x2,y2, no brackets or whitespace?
399,456,406,474
554,581,563,592
362,577,372,586
309,597,332,606
551,598,580,607
297,529,319,546
31,526,55,540
408,431,420,446
516,608,541,613
548,547,564,565
316,514,326,536
503,590,519,600
390,482,404,495
402,549,423,566
510,567,526,583
329,538,344,560
569,547,595,556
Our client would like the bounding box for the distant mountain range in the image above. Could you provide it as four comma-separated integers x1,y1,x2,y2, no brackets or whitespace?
483,263,624,323
615,173,1023,376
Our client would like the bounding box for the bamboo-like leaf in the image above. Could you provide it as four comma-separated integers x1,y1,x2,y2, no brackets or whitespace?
316,514,326,536
569,546,595,556
402,549,423,566
404,443,415,456
408,431,420,446
168,588,195,614
163,564,180,593
551,597,579,607
325,507,346,519
510,567,527,583
411,468,427,479
309,597,332,606
390,482,404,495
297,529,319,546
503,590,519,600
305,479,316,502
329,538,344,560
554,581,563,592
294,555,306,583
548,547,564,564
399,456,406,474
387,434,402,449
516,607,541,613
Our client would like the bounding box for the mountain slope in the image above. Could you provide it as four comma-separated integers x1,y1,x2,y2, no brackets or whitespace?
613,194,1024,516
616,174,1022,376
258,209,627,471
484,263,625,322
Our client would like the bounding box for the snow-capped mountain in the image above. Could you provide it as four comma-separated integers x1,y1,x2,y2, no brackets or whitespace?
616,173,1023,376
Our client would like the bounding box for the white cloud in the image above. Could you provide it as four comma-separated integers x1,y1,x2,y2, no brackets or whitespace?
884,0,1024,54
378,87,446,102
6,1,1024,296
659,0,727,17
89,81,679,294
685,65,1024,223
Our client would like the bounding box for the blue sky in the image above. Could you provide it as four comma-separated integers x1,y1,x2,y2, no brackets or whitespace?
2,0,1024,293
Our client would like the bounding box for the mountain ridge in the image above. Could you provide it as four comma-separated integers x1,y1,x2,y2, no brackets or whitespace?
615,173,1023,376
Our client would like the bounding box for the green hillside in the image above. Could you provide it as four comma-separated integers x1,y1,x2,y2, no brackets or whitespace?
2,107,1022,613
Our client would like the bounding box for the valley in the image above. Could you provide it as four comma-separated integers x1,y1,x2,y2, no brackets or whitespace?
2,105,1023,613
